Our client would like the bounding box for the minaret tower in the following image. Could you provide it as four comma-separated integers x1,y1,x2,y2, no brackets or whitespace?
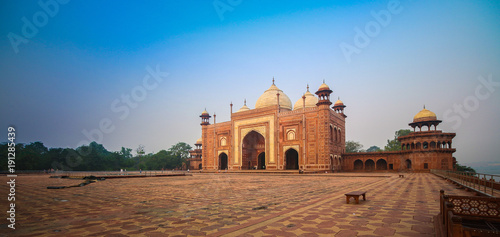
315,81,333,170
200,109,211,125
333,97,347,117
316,80,333,106
200,109,211,169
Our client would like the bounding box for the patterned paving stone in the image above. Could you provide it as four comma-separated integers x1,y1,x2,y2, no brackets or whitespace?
373,227,396,236
412,215,432,222
411,224,434,234
0,173,475,236
381,217,400,224
335,229,358,237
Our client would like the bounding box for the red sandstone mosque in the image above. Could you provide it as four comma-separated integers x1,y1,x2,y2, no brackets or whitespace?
189,80,456,172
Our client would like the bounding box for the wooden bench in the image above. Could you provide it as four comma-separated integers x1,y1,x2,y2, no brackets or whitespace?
345,191,367,204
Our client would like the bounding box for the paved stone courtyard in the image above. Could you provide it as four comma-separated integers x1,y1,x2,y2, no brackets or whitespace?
0,173,473,236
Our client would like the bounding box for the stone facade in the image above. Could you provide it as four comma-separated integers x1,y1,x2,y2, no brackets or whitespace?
342,107,456,172
187,138,202,170
193,81,346,171
189,81,456,172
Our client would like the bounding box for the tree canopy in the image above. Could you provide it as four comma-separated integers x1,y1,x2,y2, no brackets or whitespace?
384,129,412,151
345,140,364,153
455,163,476,173
168,142,192,160
0,141,192,171
366,146,382,152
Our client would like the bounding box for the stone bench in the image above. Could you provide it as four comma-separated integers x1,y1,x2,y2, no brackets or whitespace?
345,191,367,204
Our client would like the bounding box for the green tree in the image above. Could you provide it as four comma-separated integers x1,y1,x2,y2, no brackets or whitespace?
366,146,382,152
17,142,48,170
136,144,146,157
0,143,9,171
120,147,133,159
455,163,476,173
0,141,195,171
384,129,412,151
168,142,192,169
168,142,192,159
46,148,69,170
345,140,363,153
75,142,111,171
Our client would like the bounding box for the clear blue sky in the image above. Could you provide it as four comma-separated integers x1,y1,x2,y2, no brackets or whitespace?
1,0,499,166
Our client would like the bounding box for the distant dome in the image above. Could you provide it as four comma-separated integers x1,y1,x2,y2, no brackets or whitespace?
195,138,202,145
255,81,292,110
334,99,344,106
237,100,251,112
318,82,331,91
413,107,437,122
237,104,250,112
293,90,318,110
201,110,209,116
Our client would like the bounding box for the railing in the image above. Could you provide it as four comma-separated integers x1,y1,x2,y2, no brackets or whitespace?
438,190,500,237
431,169,500,197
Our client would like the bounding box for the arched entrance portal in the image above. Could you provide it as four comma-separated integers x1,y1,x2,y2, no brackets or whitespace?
365,159,375,171
285,149,299,170
198,164,202,170
258,152,266,169
406,159,412,169
219,153,228,170
242,131,265,170
376,159,388,170
354,159,363,170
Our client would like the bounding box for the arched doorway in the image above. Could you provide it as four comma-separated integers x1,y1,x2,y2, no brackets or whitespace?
285,149,299,170
406,159,412,169
365,159,375,171
242,131,265,170
258,152,266,169
376,159,387,170
198,164,202,170
354,159,363,170
219,153,228,170
330,156,334,171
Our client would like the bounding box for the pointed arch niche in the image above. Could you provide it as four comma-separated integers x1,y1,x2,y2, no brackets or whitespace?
233,115,275,166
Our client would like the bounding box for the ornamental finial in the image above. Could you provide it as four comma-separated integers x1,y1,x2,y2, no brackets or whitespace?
272,77,275,85
307,84,309,92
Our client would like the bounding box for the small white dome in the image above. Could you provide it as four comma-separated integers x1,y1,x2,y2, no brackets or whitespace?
293,90,318,110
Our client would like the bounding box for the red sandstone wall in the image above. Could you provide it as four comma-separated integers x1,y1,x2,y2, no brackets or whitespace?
201,104,346,171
